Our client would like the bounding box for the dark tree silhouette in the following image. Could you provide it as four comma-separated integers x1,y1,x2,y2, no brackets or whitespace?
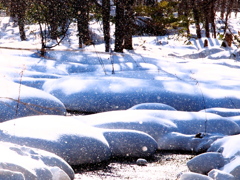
102,0,111,52
114,0,125,52
4,0,27,41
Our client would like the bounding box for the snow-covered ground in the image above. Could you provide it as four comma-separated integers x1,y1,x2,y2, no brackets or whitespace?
1,13,240,179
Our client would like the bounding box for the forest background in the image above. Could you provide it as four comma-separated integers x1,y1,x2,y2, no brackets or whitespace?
0,0,238,55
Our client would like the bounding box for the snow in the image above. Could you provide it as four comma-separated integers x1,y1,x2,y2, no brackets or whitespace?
187,152,225,174
199,108,240,117
0,141,74,180
179,172,213,180
0,115,112,165
128,102,177,110
1,12,240,179
0,79,66,121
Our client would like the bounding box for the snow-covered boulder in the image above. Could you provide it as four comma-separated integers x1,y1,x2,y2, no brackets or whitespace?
0,115,111,165
42,72,240,113
150,110,240,135
103,129,157,158
219,156,240,180
41,75,206,112
187,152,225,174
75,110,178,144
208,169,235,180
128,103,176,111
0,115,158,165
208,135,240,158
0,79,66,121
228,116,240,128
179,172,213,180
80,110,240,135
0,141,75,180
0,169,25,180
207,135,240,179
157,132,223,152
199,108,240,117
76,110,240,152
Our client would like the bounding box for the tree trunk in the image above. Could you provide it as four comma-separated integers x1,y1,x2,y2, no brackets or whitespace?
210,1,216,38
77,1,91,48
203,1,210,38
224,0,234,34
123,0,134,50
191,0,201,38
102,0,111,52
220,0,226,20
114,0,125,52
18,16,26,41
9,0,27,41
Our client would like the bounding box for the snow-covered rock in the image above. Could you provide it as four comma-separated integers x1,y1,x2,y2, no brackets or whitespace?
0,79,66,121
136,158,148,166
0,141,75,180
0,169,25,180
157,132,222,152
208,169,235,180
128,103,176,111
187,152,225,174
0,115,111,165
207,135,240,179
179,172,213,180
208,135,240,158
42,69,240,113
199,108,240,117
228,116,240,128
80,110,240,135
0,115,158,165
103,129,157,158
74,110,178,145
41,75,202,112
76,110,240,152
220,156,240,180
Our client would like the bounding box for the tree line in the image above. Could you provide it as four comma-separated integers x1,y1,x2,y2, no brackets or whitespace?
0,0,239,54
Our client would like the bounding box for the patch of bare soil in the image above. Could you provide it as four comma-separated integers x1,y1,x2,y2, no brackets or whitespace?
73,151,195,180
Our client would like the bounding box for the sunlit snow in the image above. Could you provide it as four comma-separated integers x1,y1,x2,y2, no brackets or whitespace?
1,12,240,179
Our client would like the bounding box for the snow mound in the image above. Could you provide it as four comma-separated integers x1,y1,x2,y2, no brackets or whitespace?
200,108,240,117
0,115,111,165
42,74,240,113
128,103,176,111
0,169,25,180
0,79,66,121
228,116,240,127
103,129,157,158
180,172,213,180
81,110,240,135
157,132,222,152
208,169,235,180
187,134,240,179
170,47,224,59
0,115,158,165
0,141,74,180
187,152,225,174
75,110,240,152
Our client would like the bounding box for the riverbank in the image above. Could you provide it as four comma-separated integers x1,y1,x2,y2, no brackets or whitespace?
73,151,195,180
